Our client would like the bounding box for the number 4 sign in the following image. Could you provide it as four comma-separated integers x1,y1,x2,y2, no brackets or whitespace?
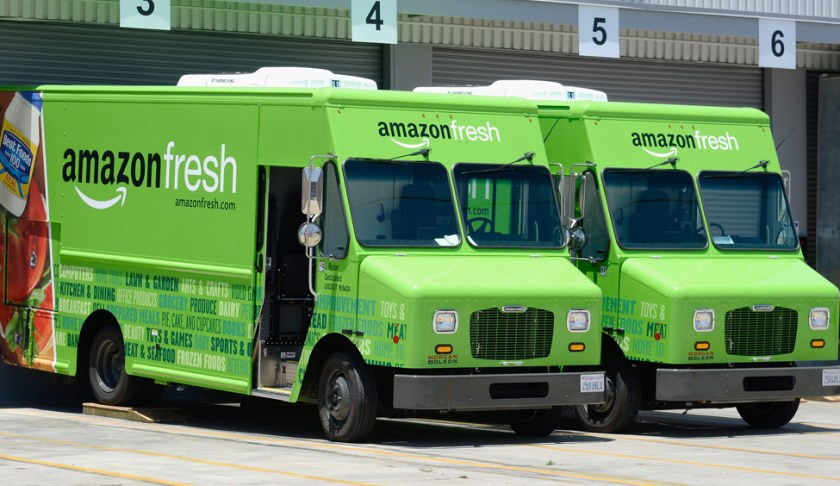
120,0,170,31
352,0,397,44
759,19,796,69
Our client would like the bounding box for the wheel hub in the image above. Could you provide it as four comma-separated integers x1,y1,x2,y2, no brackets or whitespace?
326,373,351,422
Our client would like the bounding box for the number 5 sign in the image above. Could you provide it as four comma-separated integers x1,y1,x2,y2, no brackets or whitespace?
352,0,397,44
120,0,170,30
578,5,619,58
759,19,796,69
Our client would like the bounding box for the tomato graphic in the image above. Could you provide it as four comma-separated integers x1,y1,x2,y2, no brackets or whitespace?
34,284,54,353
20,168,46,222
8,180,48,305
0,308,25,366
0,213,13,331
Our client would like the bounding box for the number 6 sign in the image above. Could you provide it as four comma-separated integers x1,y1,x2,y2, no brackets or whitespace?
578,5,619,58
120,0,171,31
759,19,796,69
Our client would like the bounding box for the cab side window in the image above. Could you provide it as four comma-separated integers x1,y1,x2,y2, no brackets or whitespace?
579,171,609,261
320,162,349,259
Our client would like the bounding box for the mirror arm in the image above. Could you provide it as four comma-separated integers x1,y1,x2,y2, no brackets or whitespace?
306,246,318,300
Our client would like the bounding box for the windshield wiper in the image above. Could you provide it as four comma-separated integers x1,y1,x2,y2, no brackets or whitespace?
614,156,678,174
460,151,536,175
742,159,769,172
704,160,770,178
645,156,679,170
351,148,433,166
391,147,432,160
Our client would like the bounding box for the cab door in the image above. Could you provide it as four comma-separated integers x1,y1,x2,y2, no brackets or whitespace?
315,161,358,336
571,170,623,346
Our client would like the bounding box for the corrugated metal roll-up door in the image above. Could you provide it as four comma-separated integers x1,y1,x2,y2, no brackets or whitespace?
432,47,763,108
805,71,821,268
0,21,383,86
808,71,840,269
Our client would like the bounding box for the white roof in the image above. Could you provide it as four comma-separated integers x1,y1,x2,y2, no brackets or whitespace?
177,67,377,90
414,80,607,101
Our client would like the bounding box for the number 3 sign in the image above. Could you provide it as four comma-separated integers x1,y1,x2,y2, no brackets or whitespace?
120,0,171,30
352,0,397,44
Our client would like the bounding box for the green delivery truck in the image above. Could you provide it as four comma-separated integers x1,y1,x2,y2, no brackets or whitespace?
0,68,605,442
417,80,840,432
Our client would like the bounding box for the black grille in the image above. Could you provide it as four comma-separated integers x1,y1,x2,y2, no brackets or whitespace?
724,307,797,356
469,308,554,360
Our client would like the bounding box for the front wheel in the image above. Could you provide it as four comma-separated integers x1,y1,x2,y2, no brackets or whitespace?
508,407,562,436
88,325,145,405
573,356,640,433
736,399,800,428
318,351,377,442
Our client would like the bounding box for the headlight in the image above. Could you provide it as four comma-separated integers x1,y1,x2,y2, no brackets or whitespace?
433,310,458,333
810,307,830,330
567,309,590,332
693,309,715,332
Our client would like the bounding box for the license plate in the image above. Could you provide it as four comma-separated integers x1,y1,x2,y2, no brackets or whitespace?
823,369,840,386
580,373,605,393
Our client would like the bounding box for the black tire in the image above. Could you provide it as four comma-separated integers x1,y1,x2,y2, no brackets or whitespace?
736,399,800,428
88,325,145,406
573,356,640,433
509,407,563,437
318,351,377,442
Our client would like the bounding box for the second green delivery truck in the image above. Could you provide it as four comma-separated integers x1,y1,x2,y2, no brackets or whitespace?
418,80,840,432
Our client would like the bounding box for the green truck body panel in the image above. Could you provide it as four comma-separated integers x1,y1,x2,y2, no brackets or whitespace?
354,255,601,368
536,99,840,398
0,85,605,411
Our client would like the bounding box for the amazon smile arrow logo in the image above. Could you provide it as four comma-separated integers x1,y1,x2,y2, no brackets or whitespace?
642,147,678,158
75,186,127,210
390,138,429,149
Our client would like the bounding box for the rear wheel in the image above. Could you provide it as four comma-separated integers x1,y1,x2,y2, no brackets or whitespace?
88,325,145,405
573,356,640,433
508,407,562,436
318,351,377,442
736,399,800,428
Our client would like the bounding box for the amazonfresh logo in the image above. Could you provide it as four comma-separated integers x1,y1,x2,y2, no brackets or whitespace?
377,120,501,148
62,141,237,209
631,130,740,157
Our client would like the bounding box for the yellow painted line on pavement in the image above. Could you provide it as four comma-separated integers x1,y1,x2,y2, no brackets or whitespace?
569,432,840,461
0,452,186,486
535,444,840,482
0,412,663,486
0,431,374,486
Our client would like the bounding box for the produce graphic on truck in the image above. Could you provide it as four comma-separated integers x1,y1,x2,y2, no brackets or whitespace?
417,80,840,432
0,69,605,442
0,89,55,372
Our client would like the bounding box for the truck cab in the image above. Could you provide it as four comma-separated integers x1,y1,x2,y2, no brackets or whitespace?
254,85,607,441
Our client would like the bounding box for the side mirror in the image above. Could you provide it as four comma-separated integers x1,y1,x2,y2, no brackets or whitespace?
301,167,323,217
297,222,322,248
568,219,587,251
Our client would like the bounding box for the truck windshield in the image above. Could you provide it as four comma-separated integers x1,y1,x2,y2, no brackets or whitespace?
343,159,461,247
603,168,707,250
698,171,798,250
453,164,564,249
